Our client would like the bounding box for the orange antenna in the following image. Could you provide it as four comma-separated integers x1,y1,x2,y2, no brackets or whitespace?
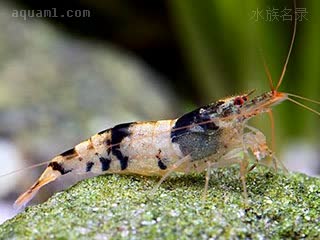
260,49,274,91
267,110,275,152
275,0,297,91
267,109,278,170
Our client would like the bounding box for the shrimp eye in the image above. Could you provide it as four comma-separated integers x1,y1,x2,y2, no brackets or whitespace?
242,96,248,101
234,97,244,105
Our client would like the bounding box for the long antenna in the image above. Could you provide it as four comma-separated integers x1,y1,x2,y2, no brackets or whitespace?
287,93,320,105
261,51,274,90
275,0,297,91
287,97,320,116
0,161,50,178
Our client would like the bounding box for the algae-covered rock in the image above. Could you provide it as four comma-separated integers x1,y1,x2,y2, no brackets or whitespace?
0,167,319,239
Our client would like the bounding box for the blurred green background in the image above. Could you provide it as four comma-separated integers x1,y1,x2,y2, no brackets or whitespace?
0,0,319,223
170,0,320,151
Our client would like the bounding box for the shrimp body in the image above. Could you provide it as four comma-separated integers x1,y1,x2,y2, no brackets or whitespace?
14,90,288,208
15,0,313,207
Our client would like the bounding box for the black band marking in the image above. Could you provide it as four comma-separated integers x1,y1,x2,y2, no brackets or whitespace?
106,139,111,155
111,122,132,170
119,156,128,170
100,157,111,171
48,162,71,175
86,161,94,172
97,129,108,135
60,148,76,157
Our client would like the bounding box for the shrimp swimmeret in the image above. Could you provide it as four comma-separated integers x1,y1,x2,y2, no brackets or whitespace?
5,0,320,209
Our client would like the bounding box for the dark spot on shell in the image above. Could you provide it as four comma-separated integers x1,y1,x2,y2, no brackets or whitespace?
100,157,111,171
48,162,71,175
158,160,167,170
86,161,94,172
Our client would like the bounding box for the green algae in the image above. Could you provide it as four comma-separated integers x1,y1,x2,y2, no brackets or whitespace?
0,167,319,239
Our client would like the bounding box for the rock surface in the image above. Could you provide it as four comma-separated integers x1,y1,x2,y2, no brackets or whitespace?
0,167,319,239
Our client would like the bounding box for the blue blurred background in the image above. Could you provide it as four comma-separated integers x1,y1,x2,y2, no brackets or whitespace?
0,0,319,223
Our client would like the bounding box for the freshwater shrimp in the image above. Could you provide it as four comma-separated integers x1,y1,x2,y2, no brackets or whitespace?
8,0,320,209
